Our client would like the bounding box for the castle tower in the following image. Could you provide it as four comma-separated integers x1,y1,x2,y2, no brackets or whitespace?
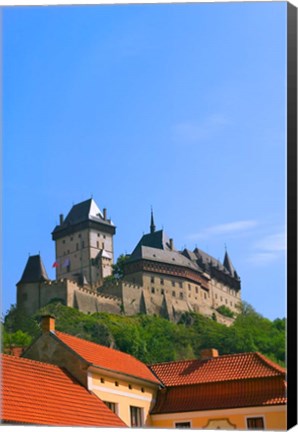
52,199,116,288
17,255,49,315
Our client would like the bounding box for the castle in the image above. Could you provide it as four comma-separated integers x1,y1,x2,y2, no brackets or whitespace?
17,198,242,324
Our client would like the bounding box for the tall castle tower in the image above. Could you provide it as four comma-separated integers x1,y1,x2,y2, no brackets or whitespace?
52,199,116,288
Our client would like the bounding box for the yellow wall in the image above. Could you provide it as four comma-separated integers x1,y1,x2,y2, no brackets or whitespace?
89,370,158,427
150,405,286,430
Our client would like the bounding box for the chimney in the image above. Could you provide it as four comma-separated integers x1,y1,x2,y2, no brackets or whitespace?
200,348,219,360
169,238,174,250
59,214,64,225
41,315,55,333
103,208,107,220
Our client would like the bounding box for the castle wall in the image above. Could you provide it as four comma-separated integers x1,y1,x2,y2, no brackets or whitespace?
210,279,241,313
17,283,43,316
56,228,90,280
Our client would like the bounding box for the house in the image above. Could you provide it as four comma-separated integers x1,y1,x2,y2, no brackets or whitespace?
149,348,287,430
22,315,161,427
0,353,126,427
17,316,287,429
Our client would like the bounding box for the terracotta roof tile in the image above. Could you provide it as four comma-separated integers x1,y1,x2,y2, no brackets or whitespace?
150,352,286,386
1,354,126,427
151,378,287,414
54,331,160,384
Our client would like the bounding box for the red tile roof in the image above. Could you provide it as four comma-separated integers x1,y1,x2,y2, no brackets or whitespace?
150,352,286,386
1,353,126,427
54,331,160,384
151,377,287,414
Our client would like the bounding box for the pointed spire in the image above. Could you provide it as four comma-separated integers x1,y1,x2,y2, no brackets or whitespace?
17,255,49,285
150,207,156,234
223,248,235,277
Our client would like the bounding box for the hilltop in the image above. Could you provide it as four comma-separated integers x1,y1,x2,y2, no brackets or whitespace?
2,301,285,367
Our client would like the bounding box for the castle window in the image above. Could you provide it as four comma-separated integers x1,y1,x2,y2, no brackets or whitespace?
115,381,119,387
97,233,100,237
188,284,191,290
70,236,73,241
141,387,145,393
225,299,228,304
204,293,207,300
23,293,28,301
97,241,99,248
78,234,81,238
102,242,105,249
172,281,175,287
160,278,164,285
161,289,164,295
151,276,154,283
172,291,176,297
62,240,65,244
179,282,183,288
151,287,155,294
215,294,218,299
128,384,133,390
195,286,198,293
220,296,223,301
180,292,183,299
100,378,105,383
82,241,85,248
103,235,106,239
76,243,79,251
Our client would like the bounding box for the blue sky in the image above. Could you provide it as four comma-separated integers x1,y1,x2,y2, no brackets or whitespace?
2,2,287,320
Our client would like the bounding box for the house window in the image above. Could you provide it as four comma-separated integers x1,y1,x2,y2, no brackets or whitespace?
172,291,176,297
175,422,191,428
104,401,117,414
195,286,198,293
161,289,164,295
160,278,164,285
97,241,99,248
179,282,183,288
100,378,105,383
128,384,133,389
188,284,191,290
172,281,175,287
247,417,264,429
115,381,119,387
180,292,183,299
76,243,79,251
130,406,143,427
151,276,155,283
151,287,155,294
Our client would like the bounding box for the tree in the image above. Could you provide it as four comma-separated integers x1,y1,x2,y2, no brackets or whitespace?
112,254,130,280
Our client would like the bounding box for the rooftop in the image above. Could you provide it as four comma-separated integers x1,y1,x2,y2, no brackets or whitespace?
54,330,161,385
1,353,126,427
150,352,286,387
150,351,286,414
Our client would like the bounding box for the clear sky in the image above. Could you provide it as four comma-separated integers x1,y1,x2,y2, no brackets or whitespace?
2,2,287,321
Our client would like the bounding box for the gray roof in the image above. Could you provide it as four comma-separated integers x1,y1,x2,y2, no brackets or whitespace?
59,199,114,228
17,255,49,284
129,245,199,271
130,229,175,254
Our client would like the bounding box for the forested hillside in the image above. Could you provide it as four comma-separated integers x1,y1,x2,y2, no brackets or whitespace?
2,302,286,367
